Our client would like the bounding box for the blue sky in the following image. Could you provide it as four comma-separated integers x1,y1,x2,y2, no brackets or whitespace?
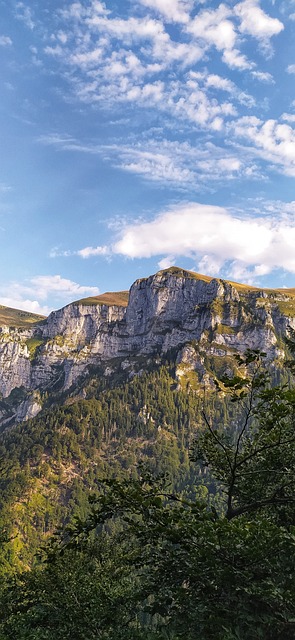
1,0,295,314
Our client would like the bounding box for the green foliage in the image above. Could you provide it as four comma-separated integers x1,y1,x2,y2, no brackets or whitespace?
25,338,45,360
0,536,150,639
195,349,295,522
0,364,219,568
2,349,295,638
76,290,129,306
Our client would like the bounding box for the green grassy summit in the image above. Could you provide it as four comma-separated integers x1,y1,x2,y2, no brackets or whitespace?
2,269,295,325
159,266,213,283
0,305,46,328
76,290,129,307
160,266,295,296
159,266,261,292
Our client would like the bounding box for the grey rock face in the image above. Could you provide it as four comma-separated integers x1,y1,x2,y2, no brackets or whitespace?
0,268,294,425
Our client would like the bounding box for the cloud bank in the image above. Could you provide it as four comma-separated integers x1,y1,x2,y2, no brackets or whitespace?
75,202,295,284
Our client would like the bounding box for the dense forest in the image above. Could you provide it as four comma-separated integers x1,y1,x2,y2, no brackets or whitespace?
0,345,295,637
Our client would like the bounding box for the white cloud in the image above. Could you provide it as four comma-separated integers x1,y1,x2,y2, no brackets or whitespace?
198,254,223,276
39,0,281,139
70,46,104,68
50,245,110,259
58,1,110,23
113,146,195,185
49,247,73,258
188,4,254,70
254,264,271,276
38,133,263,188
88,14,164,42
0,275,99,314
0,35,12,46
111,202,295,278
222,47,254,70
205,73,234,92
37,0,286,141
158,256,176,270
201,71,255,105
231,116,295,176
113,203,272,260
35,2,289,189
138,0,193,23
281,113,295,123
99,138,259,188
225,262,257,286
15,3,35,29
56,30,68,44
0,296,50,316
77,245,109,258
187,2,282,69
123,154,194,184
287,64,295,74
79,12,204,70
28,275,99,299
44,44,64,57
251,70,274,83
245,198,295,217
235,0,284,41
188,5,237,51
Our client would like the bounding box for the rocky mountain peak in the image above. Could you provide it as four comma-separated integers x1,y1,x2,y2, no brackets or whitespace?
0,267,295,427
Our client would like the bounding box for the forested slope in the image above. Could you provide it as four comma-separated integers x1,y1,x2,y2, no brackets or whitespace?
0,361,228,572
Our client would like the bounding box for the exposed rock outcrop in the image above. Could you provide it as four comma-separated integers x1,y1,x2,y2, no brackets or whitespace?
0,267,294,426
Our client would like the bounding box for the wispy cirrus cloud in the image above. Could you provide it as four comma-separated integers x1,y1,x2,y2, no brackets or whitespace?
38,114,295,185
38,132,262,189
100,138,262,187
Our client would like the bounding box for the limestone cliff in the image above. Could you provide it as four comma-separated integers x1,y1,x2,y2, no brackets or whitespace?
0,267,294,426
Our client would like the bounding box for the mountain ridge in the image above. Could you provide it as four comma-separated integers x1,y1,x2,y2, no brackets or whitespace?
0,266,295,573
0,305,45,328
0,266,294,429
2,266,295,325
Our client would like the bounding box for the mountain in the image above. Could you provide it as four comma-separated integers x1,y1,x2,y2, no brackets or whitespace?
1,266,295,571
0,266,294,429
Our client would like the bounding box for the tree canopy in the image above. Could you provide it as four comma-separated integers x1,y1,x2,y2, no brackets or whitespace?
1,349,295,638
